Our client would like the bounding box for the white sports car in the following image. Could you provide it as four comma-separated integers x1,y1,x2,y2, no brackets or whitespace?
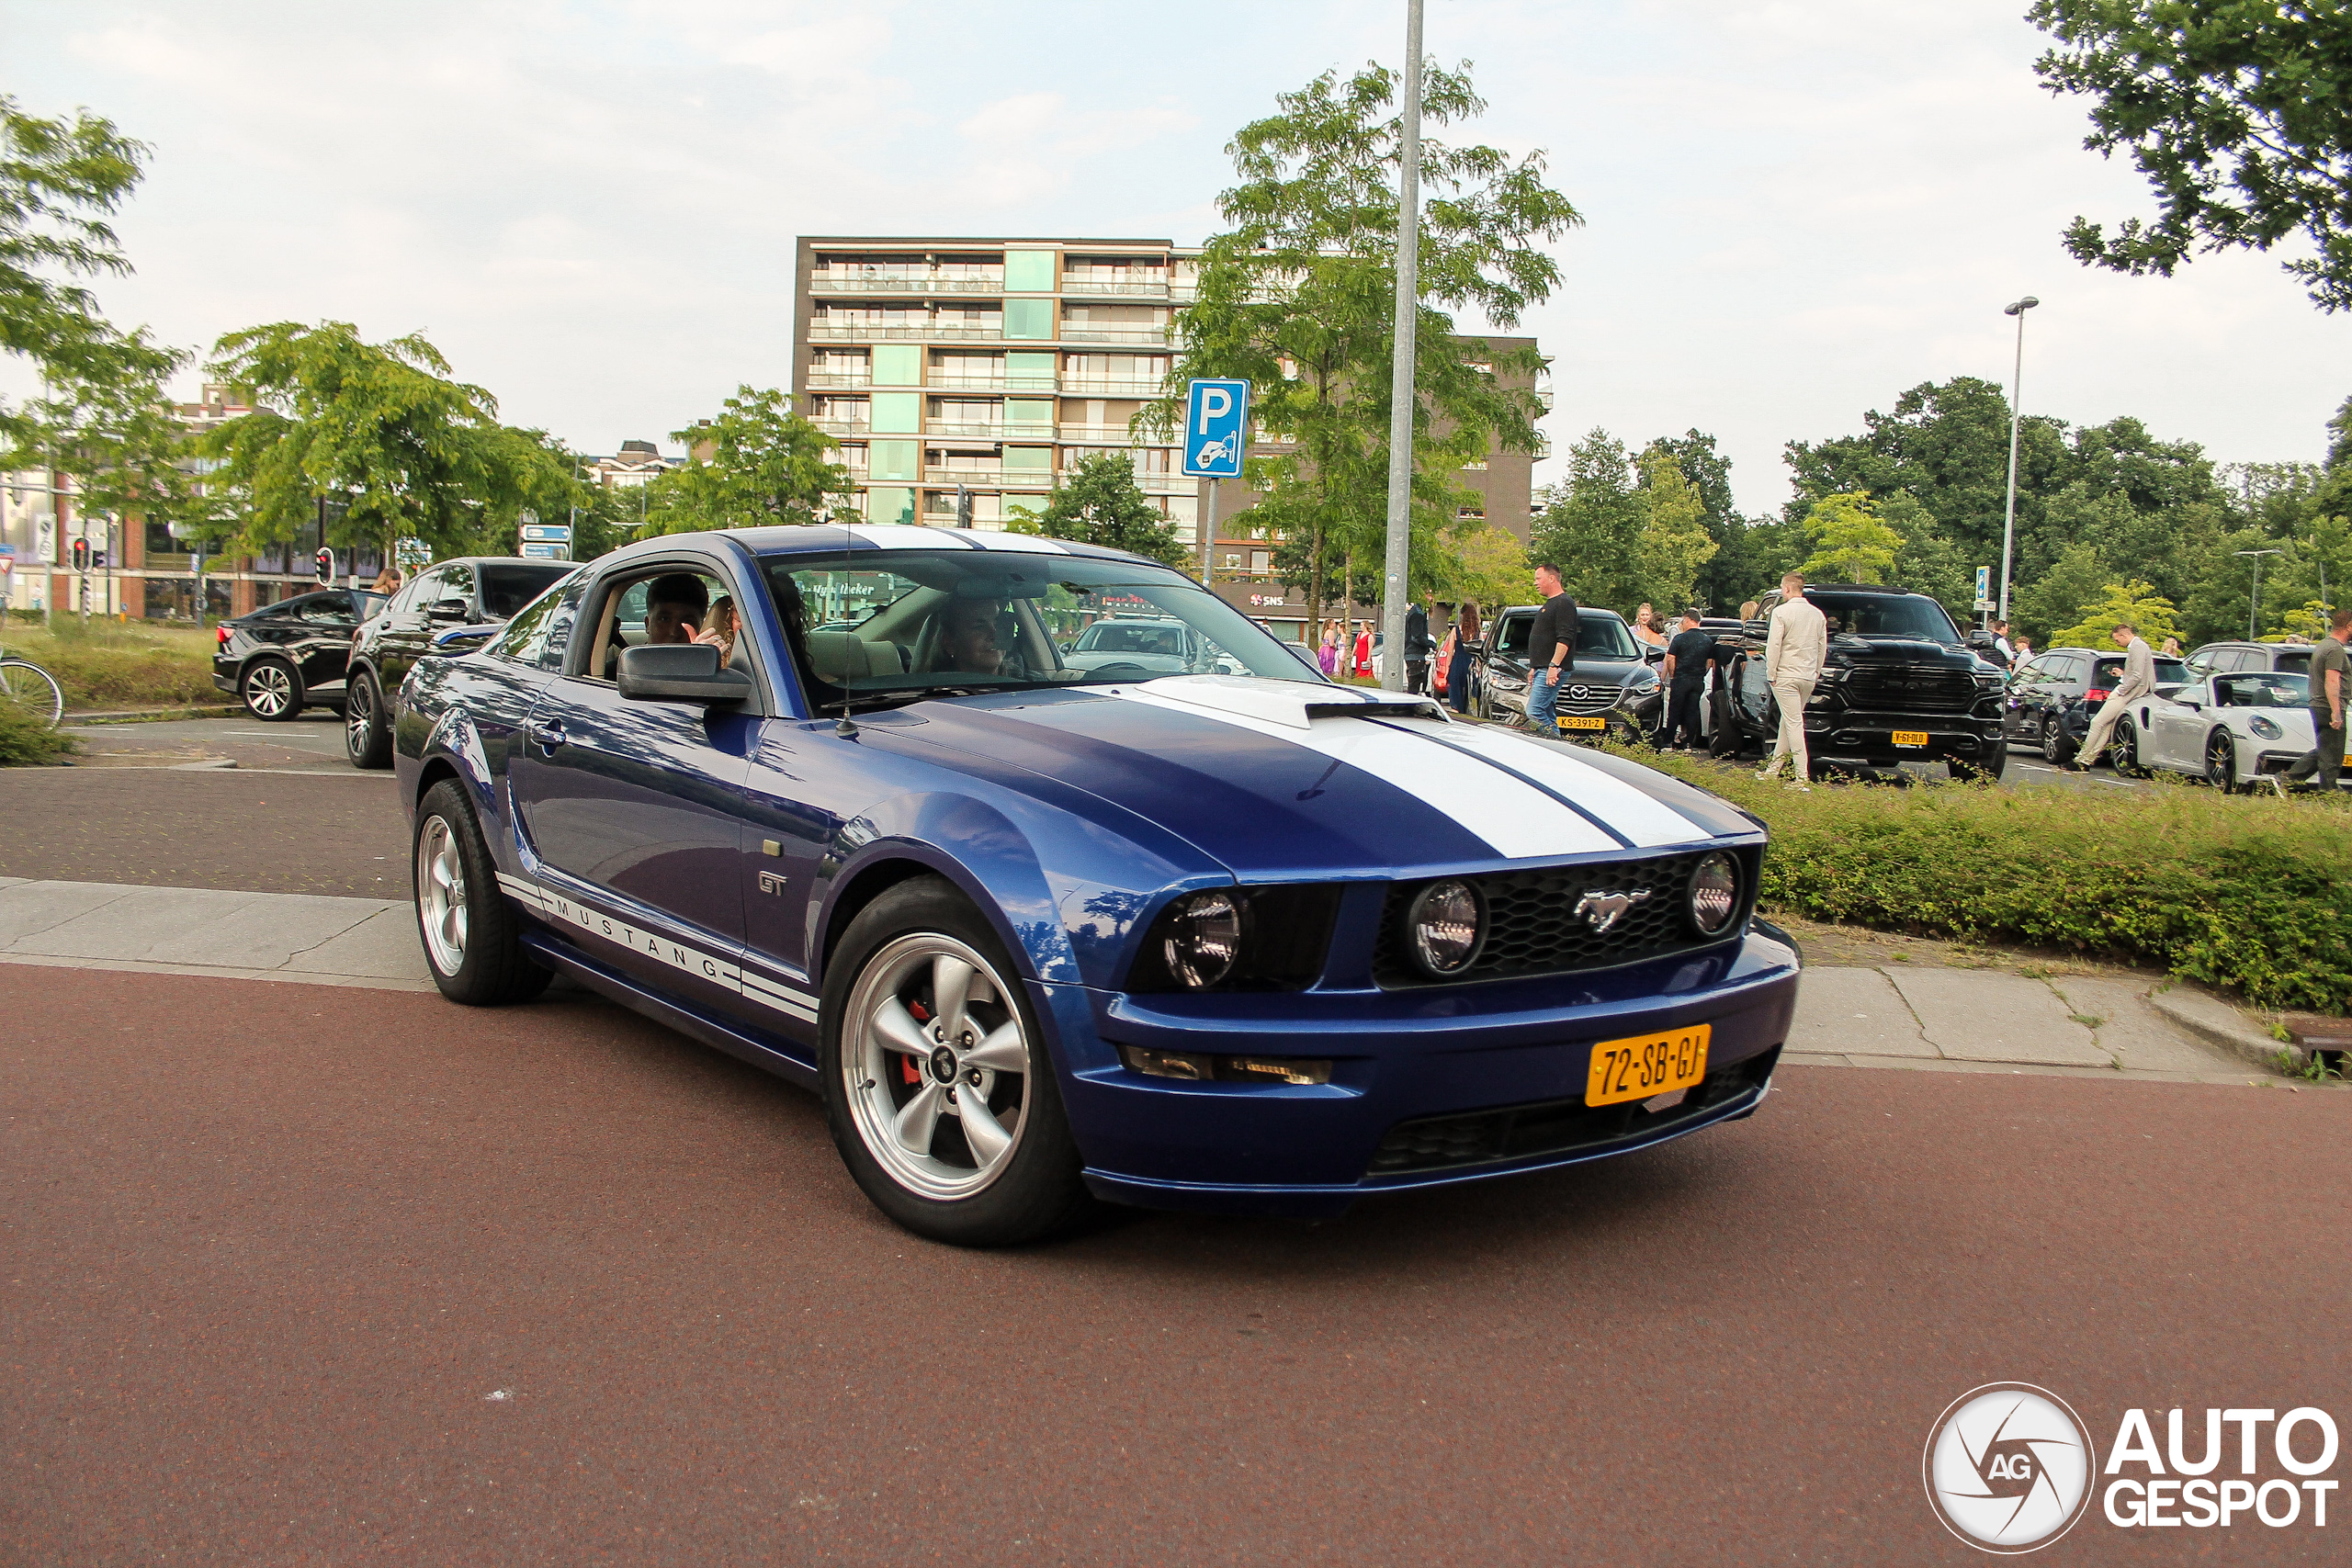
2112,671,2333,792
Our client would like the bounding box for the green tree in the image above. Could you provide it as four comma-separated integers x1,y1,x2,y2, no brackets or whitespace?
196,321,562,560
1447,520,1528,613
1152,59,1577,627
1035,452,1187,565
2050,579,2179,649
1882,493,1975,620
640,385,850,535
2014,540,2112,644
1633,450,1718,613
1798,491,1904,583
2030,1,2352,310
1644,429,1747,609
1530,429,1645,610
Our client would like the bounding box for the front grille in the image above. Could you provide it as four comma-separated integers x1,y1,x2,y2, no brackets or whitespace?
1839,668,1979,712
1556,682,1624,712
1367,1048,1779,1175
1372,847,1755,987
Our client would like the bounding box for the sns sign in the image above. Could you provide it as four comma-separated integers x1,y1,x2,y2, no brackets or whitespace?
1182,378,1250,479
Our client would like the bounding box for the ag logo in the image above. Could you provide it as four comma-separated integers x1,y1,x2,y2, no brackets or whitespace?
1923,1383,2094,1553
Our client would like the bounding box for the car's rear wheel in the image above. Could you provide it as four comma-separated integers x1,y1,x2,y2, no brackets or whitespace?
413,778,551,1005
2111,716,2147,777
346,667,393,769
821,876,1091,1247
240,657,303,721
2041,714,2075,765
2205,730,2239,795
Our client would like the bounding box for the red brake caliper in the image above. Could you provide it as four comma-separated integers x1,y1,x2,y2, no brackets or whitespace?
902,998,929,1084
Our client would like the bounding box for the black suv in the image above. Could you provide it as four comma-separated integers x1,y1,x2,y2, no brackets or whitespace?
1711,583,2010,780
345,557,573,768
2001,645,2190,764
1473,604,1663,741
211,587,390,720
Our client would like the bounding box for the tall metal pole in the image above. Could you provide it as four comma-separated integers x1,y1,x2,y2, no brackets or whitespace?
1996,296,2038,625
1379,0,1424,692
2234,547,2282,640
1198,475,1218,586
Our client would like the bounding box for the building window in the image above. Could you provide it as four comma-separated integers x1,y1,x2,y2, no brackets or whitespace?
868,441,920,482
864,487,916,526
1003,249,1057,292
1002,299,1055,340
870,344,922,385
869,392,922,434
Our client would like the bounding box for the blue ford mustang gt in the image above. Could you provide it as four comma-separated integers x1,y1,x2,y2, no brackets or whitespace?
395,525,1802,1245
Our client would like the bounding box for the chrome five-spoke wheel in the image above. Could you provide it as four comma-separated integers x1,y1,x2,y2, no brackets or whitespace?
415,813,469,976
842,934,1032,1201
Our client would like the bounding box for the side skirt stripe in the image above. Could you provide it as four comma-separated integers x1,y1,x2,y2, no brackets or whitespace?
495,872,818,1022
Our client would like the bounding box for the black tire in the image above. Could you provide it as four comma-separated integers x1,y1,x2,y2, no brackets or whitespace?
346,667,393,770
412,778,551,1006
2205,730,2239,795
240,657,304,721
1948,746,2007,784
820,876,1093,1247
2041,714,2076,765
2110,716,2146,778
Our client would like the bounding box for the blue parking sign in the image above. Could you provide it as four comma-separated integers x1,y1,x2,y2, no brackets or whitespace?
1182,378,1250,478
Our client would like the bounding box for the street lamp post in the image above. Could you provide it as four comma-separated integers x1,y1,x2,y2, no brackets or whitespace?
1996,296,2040,626
2234,548,2284,641
1378,0,1425,692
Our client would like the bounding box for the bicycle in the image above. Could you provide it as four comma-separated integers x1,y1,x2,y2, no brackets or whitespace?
0,644,64,729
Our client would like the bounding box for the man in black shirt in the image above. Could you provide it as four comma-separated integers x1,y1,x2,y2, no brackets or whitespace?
1404,592,1434,694
1525,563,1578,736
1659,607,1714,750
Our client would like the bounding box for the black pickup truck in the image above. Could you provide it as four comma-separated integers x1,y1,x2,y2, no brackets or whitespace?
1706,583,2010,780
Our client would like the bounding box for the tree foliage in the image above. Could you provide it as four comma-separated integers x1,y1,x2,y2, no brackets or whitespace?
1035,453,1187,564
1798,491,1904,584
639,385,850,536
2030,1,2352,310
1447,520,1529,612
2049,579,2180,649
196,321,567,558
1154,59,1577,626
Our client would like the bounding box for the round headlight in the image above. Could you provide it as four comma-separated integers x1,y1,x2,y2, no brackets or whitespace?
1688,852,1740,936
1408,879,1484,976
2250,716,2284,740
1163,890,1242,988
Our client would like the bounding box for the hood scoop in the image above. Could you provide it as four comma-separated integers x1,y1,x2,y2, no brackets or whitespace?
1135,675,1449,730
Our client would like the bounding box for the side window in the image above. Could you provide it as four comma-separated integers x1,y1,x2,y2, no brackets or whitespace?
392,570,441,619
296,592,353,624
489,583,564,666
2184,649,2216,677
583,569,733,683
540,581,585,671
436,563,477,611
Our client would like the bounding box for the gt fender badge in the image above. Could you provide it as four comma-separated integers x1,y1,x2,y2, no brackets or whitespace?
757,871,788,897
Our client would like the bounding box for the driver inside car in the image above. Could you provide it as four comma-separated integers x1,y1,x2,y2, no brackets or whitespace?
645,575,709,645
928,595,1017,676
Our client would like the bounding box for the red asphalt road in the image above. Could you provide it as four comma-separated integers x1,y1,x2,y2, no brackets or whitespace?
6,968,2346,1564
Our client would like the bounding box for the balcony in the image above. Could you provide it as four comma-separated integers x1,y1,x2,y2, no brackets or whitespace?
809,417,871,436
808,320,1003,342
924,420,1057,441
927,374,1059,392
923,465,1003,484
1057,423,1176,447
1058,325,1170,344
812,274,1003,295
1059,376,1164,397
804,370,872,389
1061,279,1169,298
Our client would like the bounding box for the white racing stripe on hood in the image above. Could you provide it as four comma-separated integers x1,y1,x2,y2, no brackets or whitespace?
1385,718,1716,849
1109,685,1621,858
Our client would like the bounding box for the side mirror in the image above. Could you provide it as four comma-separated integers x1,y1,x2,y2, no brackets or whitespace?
1645,645,1667,663
429,598,470,622
617,642,752,705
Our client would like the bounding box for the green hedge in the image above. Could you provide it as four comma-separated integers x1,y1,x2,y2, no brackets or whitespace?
3,620,218,710
1628,750,2352,1014
0,697,74,765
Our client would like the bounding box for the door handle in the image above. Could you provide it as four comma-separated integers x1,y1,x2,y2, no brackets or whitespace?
530,721,567,751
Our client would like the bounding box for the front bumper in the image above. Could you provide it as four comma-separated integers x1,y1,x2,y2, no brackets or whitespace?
1035,923,1803,1217
1804,706,2003,764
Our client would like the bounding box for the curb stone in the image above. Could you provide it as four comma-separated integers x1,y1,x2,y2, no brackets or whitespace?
2145,983,2305,1073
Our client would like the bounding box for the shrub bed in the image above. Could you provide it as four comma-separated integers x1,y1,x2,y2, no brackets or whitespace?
1,619,219,710
0,696,74,765
1626,748,2352,1014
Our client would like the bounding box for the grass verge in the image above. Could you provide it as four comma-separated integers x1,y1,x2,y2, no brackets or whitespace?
0,616,219,710
0,696,75,764
1621,745,2352,1015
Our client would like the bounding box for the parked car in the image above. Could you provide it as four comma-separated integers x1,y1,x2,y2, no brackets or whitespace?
209,587,390,720
2001,645,2191,764
2109,669,2338,793
1059,613,1243,677
2182,640,2313,681
1708,584,2010,780
345,557,574,768
392,526,1800,1246
1474,604,1663,741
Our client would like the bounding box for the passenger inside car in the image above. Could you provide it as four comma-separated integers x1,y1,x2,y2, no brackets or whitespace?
925,596,1017,676
645,575,709,645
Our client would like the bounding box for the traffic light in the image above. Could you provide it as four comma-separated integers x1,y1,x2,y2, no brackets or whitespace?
70,538,90,571
315,547,334,585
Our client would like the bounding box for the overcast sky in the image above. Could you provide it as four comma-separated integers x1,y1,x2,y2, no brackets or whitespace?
8,0,2347,516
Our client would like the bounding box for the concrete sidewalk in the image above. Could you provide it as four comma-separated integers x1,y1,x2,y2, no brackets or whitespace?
0,878,2300,1085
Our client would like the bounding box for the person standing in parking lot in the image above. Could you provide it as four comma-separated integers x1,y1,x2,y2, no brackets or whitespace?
1447,600,1481,715
2070,621,2154,771
2282,606,2352,792
1405,592,1434,695
1660,607,1713,750
1757,572,1826,789
1525,563,1577,737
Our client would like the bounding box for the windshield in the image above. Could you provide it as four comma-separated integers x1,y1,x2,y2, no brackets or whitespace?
1489,609,1638,661
1807,592,1962,644
2214,671,2309,707
766,550,1320,707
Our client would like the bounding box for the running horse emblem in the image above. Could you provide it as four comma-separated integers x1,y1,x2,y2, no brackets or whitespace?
1573,887,1651,934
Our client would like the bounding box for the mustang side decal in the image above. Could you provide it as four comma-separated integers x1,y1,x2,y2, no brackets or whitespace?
493,872,818,1024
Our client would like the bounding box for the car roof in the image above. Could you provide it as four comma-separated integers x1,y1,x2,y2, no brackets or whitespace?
628,524,1151,566
1496,603,1628,621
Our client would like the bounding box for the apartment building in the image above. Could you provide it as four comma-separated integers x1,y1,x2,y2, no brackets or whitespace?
790,236,1545,639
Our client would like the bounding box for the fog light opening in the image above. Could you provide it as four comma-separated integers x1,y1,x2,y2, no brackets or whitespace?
1120,1045,1332,1086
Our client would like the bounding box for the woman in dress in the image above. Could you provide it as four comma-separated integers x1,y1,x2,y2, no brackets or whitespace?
1317,621,1340,677
1352,622,1373,680
1447,601,1481,714
1633,604,1668,649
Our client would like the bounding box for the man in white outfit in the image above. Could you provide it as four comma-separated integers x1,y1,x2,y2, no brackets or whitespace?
1758,571,1827,790
2071,621,2154,772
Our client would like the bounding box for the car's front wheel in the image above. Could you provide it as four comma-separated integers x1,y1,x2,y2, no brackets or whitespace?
346,667,393,769
413,779,551,1005
2041,714,2075,765
2205,730,2239,795
821,876,1092,1247
240,657,303,721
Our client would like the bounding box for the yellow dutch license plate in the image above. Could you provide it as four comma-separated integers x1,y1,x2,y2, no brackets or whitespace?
1586,1025,1711,1108
1558,716,1608,731
1893,730,1929,747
